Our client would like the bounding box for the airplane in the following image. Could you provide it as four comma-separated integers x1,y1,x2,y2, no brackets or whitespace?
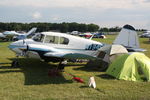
8,24,145,68
139,30,150,38
0,32,8,41
0,32,6,38
13,27,37,41
2,27,37,41
79,32,93,38
3,31,19,36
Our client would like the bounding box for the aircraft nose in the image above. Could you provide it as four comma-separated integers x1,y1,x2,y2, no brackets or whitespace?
8,40,26,50
8,42,17,50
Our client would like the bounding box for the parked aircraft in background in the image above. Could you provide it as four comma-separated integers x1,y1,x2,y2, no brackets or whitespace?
3,31,19,36
0,32,7,41
0,32,6,38
79,32,92,38
70,31,79,35
8,24,145,67
2,28,37,41
93,33,106,38
139,31,150,38
13,27,37,41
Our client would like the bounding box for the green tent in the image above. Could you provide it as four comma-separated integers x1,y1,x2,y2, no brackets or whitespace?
106,52,150,81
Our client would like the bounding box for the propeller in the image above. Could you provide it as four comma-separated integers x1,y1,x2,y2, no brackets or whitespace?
19,39,29,51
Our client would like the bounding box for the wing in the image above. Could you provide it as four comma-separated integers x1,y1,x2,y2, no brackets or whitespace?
44,52,97,60
25,44,97,60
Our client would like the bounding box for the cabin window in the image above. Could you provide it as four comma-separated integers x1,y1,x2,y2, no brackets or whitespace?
33,34,44,42
60,37,69,45
44,36,59,44
44,35,69,45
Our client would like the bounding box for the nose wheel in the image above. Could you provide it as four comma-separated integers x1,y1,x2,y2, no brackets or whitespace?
11,55,20,68
11,60,20,68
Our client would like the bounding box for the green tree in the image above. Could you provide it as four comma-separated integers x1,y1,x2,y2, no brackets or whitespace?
87,24,99,32
78,24,88,32
60,22,69,33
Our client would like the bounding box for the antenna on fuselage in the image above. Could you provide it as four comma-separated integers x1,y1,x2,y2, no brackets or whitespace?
89,33,95,40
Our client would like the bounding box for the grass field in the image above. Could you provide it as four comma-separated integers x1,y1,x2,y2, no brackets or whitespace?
0,35,150,100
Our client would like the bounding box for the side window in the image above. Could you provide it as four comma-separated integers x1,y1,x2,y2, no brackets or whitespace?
60,37,69,45
54,36,59,44
44,36,54,43
44,35,59,44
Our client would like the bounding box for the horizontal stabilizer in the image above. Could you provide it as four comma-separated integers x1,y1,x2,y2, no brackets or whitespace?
126,47,147,52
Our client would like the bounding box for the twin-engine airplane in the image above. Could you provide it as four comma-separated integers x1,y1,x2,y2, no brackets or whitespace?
8,24,145,67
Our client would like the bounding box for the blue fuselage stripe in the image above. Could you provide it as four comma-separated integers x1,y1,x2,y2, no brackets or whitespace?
9,45,98,52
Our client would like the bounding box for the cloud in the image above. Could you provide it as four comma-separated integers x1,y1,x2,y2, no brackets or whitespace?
52,16,59,21
32,12,42,19
0,0,147,9
143,0,150,2
0,0,150,29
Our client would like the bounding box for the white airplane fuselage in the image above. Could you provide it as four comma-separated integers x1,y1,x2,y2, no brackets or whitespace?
9,24,145,64
9,32,103,61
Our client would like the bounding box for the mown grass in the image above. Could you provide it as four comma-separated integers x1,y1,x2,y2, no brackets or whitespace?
0,35,150,100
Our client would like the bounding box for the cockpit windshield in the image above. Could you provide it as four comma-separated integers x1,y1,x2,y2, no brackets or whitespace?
33,33,44,42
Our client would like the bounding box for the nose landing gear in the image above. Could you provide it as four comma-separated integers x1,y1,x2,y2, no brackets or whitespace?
11,60,20,68
11,55,20,68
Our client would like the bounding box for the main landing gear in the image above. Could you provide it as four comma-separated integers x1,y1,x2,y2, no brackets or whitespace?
58,60,68,71
48,60,68,77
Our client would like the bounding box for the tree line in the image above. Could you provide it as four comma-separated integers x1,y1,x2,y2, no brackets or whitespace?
0,22,99,33
0,22,146,33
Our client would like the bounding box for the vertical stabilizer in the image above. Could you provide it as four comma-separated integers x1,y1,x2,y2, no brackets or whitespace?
113,24,139,48
26,27,37,37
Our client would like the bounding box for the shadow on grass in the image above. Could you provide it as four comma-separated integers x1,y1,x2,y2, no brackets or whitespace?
80,85,89,88
1,58,73,85
0,70,22,74
96,74,115,80
65,63,86,67
73,66,102,72
0,66,14,69
0,63,23,73
73,64,107,72
0,63,11,65
73,60,108,72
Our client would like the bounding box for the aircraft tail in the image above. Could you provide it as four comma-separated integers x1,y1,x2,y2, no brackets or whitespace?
113,24,146,52
26,27,37,37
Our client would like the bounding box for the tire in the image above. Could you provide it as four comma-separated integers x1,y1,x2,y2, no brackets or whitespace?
11,61,20,68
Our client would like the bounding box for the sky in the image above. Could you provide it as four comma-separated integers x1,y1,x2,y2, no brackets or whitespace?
0,0,150,29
